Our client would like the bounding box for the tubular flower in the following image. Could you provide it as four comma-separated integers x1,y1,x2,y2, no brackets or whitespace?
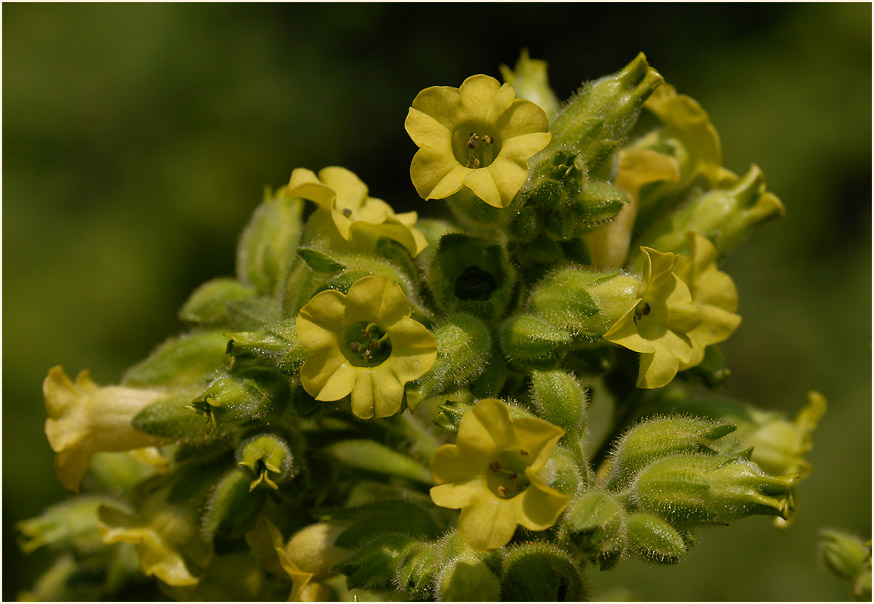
296,275,438,419
287,166,428,257
405,74,551,209
672,232,742,370
97,488,210,587
429,398,571,551
43,366,170,492
602,247,702,389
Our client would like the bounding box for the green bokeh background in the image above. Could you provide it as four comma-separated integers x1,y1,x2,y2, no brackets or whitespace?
3,3,870,600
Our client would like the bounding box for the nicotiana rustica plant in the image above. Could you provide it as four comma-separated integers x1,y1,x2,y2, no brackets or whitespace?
19,51,849,601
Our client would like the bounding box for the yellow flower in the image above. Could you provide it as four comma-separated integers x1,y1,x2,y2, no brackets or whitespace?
429,398,571,551
296,275,438,419
43,366,170,492
672,232,742,370
405,74,551,209
245,516,331,602
602,248,702,388
98,488,211,587
287,166,427,257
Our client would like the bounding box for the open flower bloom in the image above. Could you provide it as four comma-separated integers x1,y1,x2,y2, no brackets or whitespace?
296,275,438,419
287,166,427,257
44,366,170,492
602,247,702,388
405,74,551,209
98,488,211,587
672,232,742,370
429,398,571,551
246,516,330,602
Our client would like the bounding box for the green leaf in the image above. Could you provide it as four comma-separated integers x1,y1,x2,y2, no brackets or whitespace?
323,440,432,484
123,331,230,389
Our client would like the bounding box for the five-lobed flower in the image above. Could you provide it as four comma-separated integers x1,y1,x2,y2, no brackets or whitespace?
405,74,551,209
287,166,428,257
296,275,438,419
429,398,571,551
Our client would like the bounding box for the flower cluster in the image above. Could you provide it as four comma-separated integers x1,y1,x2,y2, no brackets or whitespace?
21,51,822,603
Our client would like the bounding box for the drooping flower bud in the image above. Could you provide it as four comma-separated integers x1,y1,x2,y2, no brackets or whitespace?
559,489,625,569
530,369,588,433
625,512,688,565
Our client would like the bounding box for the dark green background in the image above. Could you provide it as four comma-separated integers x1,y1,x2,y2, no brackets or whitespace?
3,3,871,600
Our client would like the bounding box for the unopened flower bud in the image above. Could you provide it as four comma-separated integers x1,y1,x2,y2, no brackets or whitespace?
437,550,501,602
185,369,290,431
405,314,491,409
531,370,588,432
625,512,688,565
499,542,587,601
426,233,517,319
178,278,258,326
201,467,265,540
499,313,573,369
632,454,798,527
237,433,296,491
606,416,736,489
559,489,625,569
225,320,307,375
286,523,350,580
819,529,872,601
499,49,561,119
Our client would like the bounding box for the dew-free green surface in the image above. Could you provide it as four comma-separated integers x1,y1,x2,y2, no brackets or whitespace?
3,3,870,600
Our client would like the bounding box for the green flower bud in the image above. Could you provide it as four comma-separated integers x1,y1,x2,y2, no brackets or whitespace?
405,314,491,409
499,49,561,119
632,454,797,527
185,369,290,432
567,180,631,235
499,542,587,601
236,189,305,296
819,529,872,601
499,313,573,369
237,433,296,491
201,467,265,540
396,542,440,601
225,320,307,375
606,416,736,489
531,370,588,432
426,233,517,319
122,331,231,389
559,489,625,569
625,512,688,565
437,550,501,602
179,278,257,326
633,165,785,262
527,267,640,345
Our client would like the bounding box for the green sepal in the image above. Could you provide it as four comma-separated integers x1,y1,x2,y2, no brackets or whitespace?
132,393,214,440
297,248,345,274
499,313,572,369
559,489,625,569
237,432,297,491
225,320,306,375
200,467,266,541
405,314,492,409
225,297,282,332
335,534,418,591
625,512,688,565
531,370,588,432
432,398,475,435
122,331,230,389
323,440,432,485
570,180,630,233
606,415,736,490
437,550,502,602
317,500,443,548
186,369,291,432
395,541,440,601
236,192,305,296
425,233,517,319
179,278,257,326
375,237,421,288
499,542,587,602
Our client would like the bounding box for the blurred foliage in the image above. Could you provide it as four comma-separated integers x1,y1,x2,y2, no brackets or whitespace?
3,3,870,600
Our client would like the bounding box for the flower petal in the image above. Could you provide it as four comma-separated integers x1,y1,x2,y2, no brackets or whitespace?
287,168,335,210
456,398,514,457
410,147,465,200
430,444,485,484
411,85,465,129
457,493,518,551
494,98,550,138
385,317,437,378
309,361,356,402
512,418,565,473
517,479,571,530
318,166,369,211
405,107,453,149
350,367,404,419
344,276,412,327
296,290,348,338
464,168,504,208
458,75,503,120
638,349,681,389
429,478,481,509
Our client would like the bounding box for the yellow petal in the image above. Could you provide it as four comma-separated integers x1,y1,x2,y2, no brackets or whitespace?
411,85,465,129
344,275,412,327
512,417,566,473
458,75,504,120
430,444,484,484
482,82,517,126
429,478,481,509
457,493,518,551
456,398,514,457
350,367,404,419
404,107,453,149
410,147,465,200
464,167,503,208
287,168,335,210
385,317,437,378
517,479,571,530
318,167,368,211
494,98,551,138
638,349,682,389
309,361,356,402
296,290,348,338
299,348,348,399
